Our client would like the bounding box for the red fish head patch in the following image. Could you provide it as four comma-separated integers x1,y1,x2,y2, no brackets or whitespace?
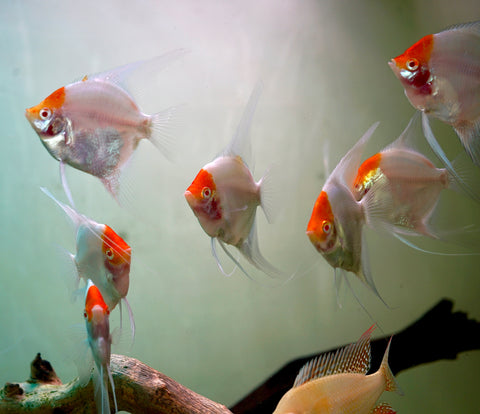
306,191,337,253
184,168,222,221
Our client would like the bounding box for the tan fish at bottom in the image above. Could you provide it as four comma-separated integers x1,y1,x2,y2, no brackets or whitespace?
273,325,402,414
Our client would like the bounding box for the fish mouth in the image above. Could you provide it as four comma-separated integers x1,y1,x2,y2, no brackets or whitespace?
388,59,400,74
184,190,195,205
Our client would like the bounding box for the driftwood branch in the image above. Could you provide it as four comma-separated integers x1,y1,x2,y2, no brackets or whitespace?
0,354,232,414
1,299,478,413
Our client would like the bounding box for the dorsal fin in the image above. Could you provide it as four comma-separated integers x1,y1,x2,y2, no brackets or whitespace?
293,325,374,388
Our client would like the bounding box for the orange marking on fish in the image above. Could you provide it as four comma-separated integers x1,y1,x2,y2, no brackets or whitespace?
186,168,217,199
354,153,382,192
84,284,109,322
102,225,131,265
392,34,434,70
25,86,66,117
306,191,334,243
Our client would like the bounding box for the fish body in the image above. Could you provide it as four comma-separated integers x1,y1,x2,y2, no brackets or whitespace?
353,147,449,237
306,123,379,295
185,82,281,278
389,21,480,164
84,280,117,414
273,325,400,414
185,155,260,246
41,188,132,312
25,50,185,196
306,115,466,298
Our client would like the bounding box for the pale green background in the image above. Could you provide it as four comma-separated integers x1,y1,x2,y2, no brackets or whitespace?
1,1,479,413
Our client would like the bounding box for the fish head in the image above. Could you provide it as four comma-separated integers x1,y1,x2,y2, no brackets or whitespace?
25,86,70,160
101,225,131,299
185,167,223,237
307,186,363,274
84,280,110,326
84,280,111,365
306,191,338,254
389,34,434,110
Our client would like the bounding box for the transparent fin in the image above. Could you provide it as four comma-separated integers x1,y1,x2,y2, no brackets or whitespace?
40,186,83,229
218,239,255,281
122,297,136,347
149,104,186,161
332,122,379,190
223,81,263,169
238,217,285,279
88,49,189,92
258,162,282,224
107,365,118,413
422,112,480,203
211,237,238,277
59,161,76,209
455,119,480,167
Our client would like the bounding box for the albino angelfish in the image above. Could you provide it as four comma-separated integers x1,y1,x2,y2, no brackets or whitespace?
389,21,480,167
185,82,282,280
25,50,186,197
84,280,118,414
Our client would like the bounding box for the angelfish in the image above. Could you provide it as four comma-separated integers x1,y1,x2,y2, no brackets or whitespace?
41,187,135,338
306,115,473,302
25,49,186,198
184,83,281,279
389,21,480,166
273,325,402,414
84,279,118,414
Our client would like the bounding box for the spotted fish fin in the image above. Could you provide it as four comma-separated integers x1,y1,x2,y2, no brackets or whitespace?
380,337,403,395
371,402,397,414
293,325,374,388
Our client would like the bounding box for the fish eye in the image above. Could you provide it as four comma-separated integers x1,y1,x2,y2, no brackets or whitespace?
39,108,52,120
105,248,114,260
322,220,332,235
201,187,212,199
406,58,419,71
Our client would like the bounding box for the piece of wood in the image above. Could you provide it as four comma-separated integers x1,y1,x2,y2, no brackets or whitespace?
0,354,233,414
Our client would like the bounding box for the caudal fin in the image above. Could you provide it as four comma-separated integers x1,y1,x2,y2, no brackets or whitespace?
149,105,184,161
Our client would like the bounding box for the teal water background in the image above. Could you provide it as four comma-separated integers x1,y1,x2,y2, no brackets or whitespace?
1,1,479,412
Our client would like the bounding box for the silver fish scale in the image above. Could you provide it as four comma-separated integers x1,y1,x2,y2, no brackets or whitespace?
293,330,372,388
68,127,124,179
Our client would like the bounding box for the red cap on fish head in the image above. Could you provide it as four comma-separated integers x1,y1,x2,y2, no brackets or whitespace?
391,34,433,88
102,225,131,266
25,86,66,121
306,191,336,252
184,168,222,220
84,283,109,322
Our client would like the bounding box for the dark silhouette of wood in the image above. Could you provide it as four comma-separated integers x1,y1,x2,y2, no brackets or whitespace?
230,299,480,413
